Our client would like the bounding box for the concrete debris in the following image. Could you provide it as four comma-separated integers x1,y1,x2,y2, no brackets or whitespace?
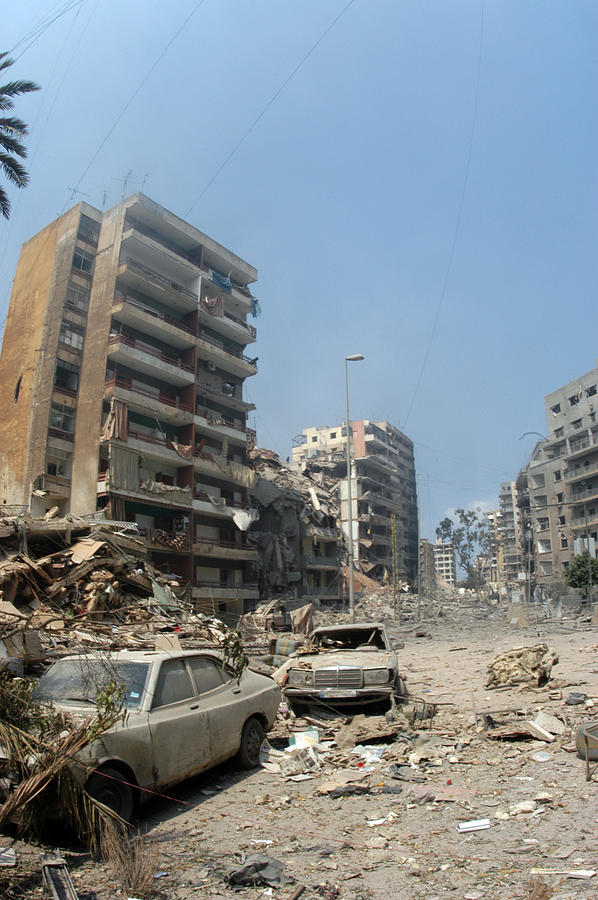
486,643,559,688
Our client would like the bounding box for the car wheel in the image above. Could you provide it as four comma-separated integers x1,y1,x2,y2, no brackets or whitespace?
576,720,598,761
85,766,135,822
237,717,265,769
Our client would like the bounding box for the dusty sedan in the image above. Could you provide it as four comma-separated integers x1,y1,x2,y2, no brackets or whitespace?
283,622,406,713
34,649,280,820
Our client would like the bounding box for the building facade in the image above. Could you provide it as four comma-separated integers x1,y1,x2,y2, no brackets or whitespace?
433,541,455,586
498,480,525,585
0,194,261,616
292,419,418,584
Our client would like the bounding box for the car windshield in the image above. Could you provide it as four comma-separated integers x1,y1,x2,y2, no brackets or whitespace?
35,659,150,710
310,628,387,650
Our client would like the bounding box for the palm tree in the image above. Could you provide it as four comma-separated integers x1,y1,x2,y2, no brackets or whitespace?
0,52,40,219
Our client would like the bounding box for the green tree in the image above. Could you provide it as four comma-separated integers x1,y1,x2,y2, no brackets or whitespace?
0,53,39,219
564,553,598,596
435,507,490,583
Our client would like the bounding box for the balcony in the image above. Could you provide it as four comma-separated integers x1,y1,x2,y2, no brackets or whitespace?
196,380,255,414
138,528,191,553
193,450,256,488
193,537,258,562
125,427,193,468
565,458,598,483
192,491,247,519
197,332,258,379
40,474,71,497
303,554,339,569
567,437,595,461
98,474,193,509
112,294,197,349
199,294,256,347
194,408,246,446
107,335,195,387
192,583,259,601
105,377,194,427
117,258,198,313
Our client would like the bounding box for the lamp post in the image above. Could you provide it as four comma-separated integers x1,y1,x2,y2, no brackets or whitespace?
345,353,364,623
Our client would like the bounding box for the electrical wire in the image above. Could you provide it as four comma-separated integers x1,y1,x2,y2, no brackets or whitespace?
185,0,358,215
10,0,90,60
62,0,208,213
402,0,485,428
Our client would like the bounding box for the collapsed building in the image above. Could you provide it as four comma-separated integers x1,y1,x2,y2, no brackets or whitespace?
291,420,419,584
248,446,346,604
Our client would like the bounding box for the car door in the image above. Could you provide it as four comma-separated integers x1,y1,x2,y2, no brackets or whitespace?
147,658,211,788
187,656,242,761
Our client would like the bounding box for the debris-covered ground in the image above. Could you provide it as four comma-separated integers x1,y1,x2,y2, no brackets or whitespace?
3,614,598,900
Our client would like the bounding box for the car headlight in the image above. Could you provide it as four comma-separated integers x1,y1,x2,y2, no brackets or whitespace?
363,668,390,685
287,669,313,686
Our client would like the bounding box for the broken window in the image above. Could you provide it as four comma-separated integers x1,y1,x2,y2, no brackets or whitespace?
572,419,583,430
569,394,580,406
77,214,100,246
550,403,561,414
556,493,563,503
560,535,568,549
554,470,562,481
49,403,75,435
554,427,564,438
72,248,94,274
54,359,80,392
558,515,566,525
59,319,85,350
587,385,597,397
64,282,90,312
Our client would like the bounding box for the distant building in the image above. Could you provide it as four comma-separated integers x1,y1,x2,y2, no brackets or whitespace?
292,419,418,584
499,481,524,585
433,541,455,586
0,194,261,617
419,538,437,597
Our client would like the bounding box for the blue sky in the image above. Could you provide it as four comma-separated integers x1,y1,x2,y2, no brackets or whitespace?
2,0,597,539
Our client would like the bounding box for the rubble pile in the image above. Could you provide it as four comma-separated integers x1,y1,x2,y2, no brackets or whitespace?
0,514,239,666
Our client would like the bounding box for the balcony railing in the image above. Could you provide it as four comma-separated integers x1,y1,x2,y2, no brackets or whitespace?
194,580,258,590
119,258,197,302
198,330,257,364
108,333,194,373
194,536,244,549
138,527,191,551
565,458,598,481
113,293,197,336
199,297,256,339
195,406,246,433
569,484,598,502
193,490,248,510
105,376,194,413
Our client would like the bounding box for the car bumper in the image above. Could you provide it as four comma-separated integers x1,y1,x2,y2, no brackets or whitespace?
284,685,395,705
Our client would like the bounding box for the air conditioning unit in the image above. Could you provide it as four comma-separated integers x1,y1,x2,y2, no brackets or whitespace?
206,361,216,372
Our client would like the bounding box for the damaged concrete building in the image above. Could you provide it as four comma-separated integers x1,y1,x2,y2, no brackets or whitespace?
291,419,418,584
248,446,346,603
0,194,261,617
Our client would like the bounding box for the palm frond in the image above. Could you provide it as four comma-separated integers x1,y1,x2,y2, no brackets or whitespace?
0,132,26,158
0,116,28,138
0,80,40,99
0,153,28,187
0,185,10,218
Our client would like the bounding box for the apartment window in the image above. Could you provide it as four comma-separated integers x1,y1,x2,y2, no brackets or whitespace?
64,282,90,313
569,394,580,406
572,419,583,430
550,403,561,414
311,436,317,443
558,515,566,525
587,385,597,397
72,248,94,274
330,432,337,439
341,426,347,437
554,427,564,438
554,470,562,482
59,319,85,350
54,359,80,392
560,535,568,549
49,402,75,434
556,493,563,503
77,214,100,246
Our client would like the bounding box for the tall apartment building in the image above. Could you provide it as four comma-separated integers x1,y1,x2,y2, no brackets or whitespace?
483,509,504,589
433,541,455,587
292,420,418,584
499,480,525,585
525,359,598,584
0,194,260,616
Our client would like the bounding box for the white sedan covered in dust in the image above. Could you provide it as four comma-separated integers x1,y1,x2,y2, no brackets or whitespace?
35,649,280,820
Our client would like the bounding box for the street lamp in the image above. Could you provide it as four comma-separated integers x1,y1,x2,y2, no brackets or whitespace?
345,353,364,623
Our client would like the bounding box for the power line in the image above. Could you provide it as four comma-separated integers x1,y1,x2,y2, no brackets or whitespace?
403,0,485,428
186,0,358,215
62,0,207,213
10,0,89,60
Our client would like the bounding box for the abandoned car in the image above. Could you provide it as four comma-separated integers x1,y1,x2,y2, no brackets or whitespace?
283,622,406,712
32,649,280,820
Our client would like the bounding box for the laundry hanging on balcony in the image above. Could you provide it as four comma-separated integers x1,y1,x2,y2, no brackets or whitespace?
250,298,261,318
200,294,224,317
209,270,231,292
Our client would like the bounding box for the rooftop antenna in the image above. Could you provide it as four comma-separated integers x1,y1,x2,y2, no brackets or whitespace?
66,186,89,203
141,172,151,192
120,169,133,201
101,190,107,210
